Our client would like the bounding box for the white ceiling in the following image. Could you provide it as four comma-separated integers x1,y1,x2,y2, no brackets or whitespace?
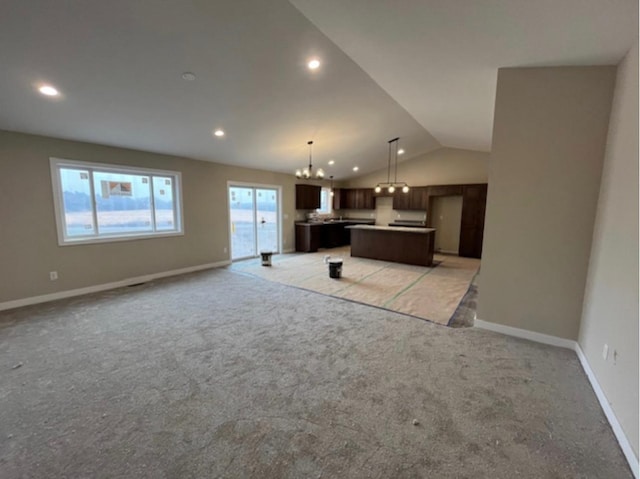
290,0,638,152
0,1,636,179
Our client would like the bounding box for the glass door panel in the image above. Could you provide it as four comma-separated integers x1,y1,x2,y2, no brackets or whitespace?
229,186,257,260
229,185,280,261
256,188,278,254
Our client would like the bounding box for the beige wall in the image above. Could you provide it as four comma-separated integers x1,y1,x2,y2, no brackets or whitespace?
431,195,463,254
478,66,615,340
345,147,489,188
0,130,298,304
578,44,638,457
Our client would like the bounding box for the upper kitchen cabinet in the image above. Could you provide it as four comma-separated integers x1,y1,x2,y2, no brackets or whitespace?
334,188,375,210
295,184,321,209
392,186,428,211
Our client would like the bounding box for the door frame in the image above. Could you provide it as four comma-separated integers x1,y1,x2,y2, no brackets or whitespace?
227,181,283,261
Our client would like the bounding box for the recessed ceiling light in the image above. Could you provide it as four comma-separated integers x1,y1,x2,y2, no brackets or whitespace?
398,149,405,155
353,166,359,172
213,129,225,137
328,160,335,165
182,72,196,81
307,58,321,70
38,85,59,97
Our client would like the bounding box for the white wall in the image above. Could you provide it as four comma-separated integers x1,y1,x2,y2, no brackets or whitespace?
578,43,639,458
478,66,616,340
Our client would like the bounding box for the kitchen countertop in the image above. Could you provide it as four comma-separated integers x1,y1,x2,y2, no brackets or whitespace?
295,218,375,225
347,224,436,234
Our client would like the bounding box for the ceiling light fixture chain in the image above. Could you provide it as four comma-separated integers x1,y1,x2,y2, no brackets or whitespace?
295,140,324,179
374,137,409,194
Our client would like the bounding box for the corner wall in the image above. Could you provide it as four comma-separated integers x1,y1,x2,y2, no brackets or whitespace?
477,66,616,340
578,43,639,458
0,130,298,304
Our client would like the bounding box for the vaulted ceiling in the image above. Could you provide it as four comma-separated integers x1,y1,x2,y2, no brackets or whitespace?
0,1,636,179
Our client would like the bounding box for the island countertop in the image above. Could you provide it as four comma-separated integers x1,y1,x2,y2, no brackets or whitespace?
347,224,436,234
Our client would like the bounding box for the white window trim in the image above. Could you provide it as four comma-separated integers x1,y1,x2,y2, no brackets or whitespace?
50,157,184,246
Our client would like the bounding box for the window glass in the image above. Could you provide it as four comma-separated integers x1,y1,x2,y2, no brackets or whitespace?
93,171,153,235
51,158,182,245
60,168,95,237
153,176,175,230
317,187,332,214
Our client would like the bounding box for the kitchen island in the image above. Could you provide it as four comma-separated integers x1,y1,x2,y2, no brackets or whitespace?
347,225,436,266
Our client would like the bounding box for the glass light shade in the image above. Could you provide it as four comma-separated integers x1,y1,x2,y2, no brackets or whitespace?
302,168,310,179
330,190,334,196
316,168,325,179
295,169,302,178
374,185,382,193
388,185,395,193
402,185,410,193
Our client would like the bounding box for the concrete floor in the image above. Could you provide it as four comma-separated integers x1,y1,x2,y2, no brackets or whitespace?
0,268,632,478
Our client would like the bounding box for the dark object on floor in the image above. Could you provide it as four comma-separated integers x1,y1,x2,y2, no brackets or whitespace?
260,251,273,266
328,258,343,278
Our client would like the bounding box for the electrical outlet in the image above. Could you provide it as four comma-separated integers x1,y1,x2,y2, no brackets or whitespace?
602,344,609,360
49,271,58,281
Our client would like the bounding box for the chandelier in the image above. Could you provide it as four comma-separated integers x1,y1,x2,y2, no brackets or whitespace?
295,140,324,179
374,137,409,194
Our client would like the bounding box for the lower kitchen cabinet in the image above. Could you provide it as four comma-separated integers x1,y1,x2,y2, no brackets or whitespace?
295,221,375,252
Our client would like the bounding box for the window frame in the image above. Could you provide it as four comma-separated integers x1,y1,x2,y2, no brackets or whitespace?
50,157,184,246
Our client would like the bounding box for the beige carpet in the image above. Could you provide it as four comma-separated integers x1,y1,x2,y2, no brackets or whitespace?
231,246,480,325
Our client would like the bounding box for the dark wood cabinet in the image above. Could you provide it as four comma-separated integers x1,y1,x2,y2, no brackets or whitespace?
357,188,375,209
458,184,487,259
427,185,463,197
409,186,429,210
392,186,428,211
295,184,321,210
322,223,344,248
334,188,375,210
332,188,343,210
295,223,323,252
295,220,375,252
392,190,411,210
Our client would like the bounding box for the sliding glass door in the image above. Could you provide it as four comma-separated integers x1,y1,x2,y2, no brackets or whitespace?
229,184,280,260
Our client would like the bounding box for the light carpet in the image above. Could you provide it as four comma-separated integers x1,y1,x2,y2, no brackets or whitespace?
231,246,480,326
0,268,631,478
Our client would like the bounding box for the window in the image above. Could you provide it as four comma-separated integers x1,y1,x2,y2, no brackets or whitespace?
317,187,332,215
50,158,183,245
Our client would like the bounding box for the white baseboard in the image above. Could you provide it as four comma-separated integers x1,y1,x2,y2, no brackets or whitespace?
474,318,638,477
574,344,639,478
0,260,231,312
474,318,576,349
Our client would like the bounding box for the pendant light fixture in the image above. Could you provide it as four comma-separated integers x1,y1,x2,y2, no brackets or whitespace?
329,175,334,196
295,140,325,179
374,137,409,194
